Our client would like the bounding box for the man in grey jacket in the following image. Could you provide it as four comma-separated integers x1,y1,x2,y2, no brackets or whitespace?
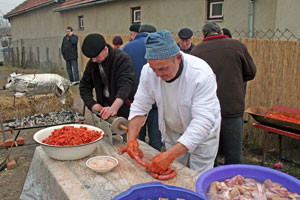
191,22,256,165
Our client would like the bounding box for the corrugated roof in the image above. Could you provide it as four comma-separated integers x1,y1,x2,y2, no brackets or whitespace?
4,0,117,18
4,0,55,18
53,0,117,12
55,0,95,10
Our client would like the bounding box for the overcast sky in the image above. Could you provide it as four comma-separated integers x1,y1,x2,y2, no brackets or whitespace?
0,0,26,16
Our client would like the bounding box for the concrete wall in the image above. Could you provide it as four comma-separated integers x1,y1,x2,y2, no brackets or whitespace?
9,4,64,39
10,36,65,72
7,0,300,71
220,0,277,38
56,0,275,37
8,4,72,73
253,0,277,31
59,0,206,35
9,0,300,39
140,0,206,33
224,0,300,39
219,0,249,31
275,0,300,38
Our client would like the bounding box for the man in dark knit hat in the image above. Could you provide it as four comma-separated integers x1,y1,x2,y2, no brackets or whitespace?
177,28,195,54
112,35,123,49
129,24,140,41
80,33,137,119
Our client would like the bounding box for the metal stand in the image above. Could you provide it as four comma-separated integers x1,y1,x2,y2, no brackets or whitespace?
252,122,300,165
91,113,127,145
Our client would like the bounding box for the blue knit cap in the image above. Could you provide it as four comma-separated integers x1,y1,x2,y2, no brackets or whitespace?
145,30,180,59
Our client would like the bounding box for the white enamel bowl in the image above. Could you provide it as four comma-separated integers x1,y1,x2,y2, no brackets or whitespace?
86,156,118,173
33,124,104,160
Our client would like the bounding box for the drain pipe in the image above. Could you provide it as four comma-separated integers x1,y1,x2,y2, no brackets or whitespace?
248,0,254,38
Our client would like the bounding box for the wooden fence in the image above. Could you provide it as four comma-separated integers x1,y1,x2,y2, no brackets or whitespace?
79,34,300,162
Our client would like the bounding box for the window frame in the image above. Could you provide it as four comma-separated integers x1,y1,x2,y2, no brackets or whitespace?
207,0,224,21
131,7,141,24
78,15,84,30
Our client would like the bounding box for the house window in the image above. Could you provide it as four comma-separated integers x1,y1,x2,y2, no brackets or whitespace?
131,7,141,24
78,15,84,30
207,0,224,20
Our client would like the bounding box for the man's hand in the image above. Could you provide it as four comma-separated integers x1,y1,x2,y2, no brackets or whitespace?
118,139,146,167
92,104,117,120
120,116,147,164
91,104,103,113
147,152,176,174
147,143,188,174
127,138,142,160
99,106,117,120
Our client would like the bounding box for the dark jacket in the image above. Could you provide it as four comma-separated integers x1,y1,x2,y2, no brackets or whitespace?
61,34,78,61
123,32,158,110
79,45,137,118
123,32,148,83
191,35,256,117
177,42,195,54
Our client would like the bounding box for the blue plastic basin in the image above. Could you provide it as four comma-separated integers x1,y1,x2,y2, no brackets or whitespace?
196,164,300,197
113,182,207,200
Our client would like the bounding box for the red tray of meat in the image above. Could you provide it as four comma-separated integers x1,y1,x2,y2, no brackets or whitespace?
245,106,300,133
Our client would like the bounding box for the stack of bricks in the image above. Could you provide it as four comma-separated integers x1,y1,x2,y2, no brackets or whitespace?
7,157,17,170
3,137,25,147
0,137,25,149
0,137,24,170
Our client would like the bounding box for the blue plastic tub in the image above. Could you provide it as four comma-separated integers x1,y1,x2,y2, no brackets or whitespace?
196,164,300,197
113,182,207,200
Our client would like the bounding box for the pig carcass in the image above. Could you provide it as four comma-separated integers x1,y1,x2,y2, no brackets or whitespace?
3,73,71,104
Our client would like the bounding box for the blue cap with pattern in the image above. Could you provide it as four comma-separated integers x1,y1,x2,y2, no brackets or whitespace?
145,30,180,59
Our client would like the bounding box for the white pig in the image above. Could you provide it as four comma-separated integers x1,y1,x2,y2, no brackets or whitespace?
3,73,71,104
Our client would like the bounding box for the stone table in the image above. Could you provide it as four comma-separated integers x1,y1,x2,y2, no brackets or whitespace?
20,138,200,200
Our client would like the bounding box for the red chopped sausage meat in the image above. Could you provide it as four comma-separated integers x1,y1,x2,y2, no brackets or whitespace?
42,126,103,146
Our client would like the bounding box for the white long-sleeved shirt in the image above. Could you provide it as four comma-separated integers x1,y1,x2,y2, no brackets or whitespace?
129,52,221,152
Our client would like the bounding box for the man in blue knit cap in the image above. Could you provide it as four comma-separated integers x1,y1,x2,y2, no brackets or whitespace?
125,30,221,175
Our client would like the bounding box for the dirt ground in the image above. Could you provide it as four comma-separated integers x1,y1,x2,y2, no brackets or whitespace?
0,66,93,200
0,66,299,200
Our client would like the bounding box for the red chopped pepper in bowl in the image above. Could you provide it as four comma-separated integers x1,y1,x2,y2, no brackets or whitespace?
42,126,103,146
34,124,104,160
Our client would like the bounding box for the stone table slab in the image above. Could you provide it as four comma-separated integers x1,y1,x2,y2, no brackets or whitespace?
20,139,200,200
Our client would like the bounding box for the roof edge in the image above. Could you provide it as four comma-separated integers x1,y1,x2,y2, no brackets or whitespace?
53,0,117,12
4,0,57,19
